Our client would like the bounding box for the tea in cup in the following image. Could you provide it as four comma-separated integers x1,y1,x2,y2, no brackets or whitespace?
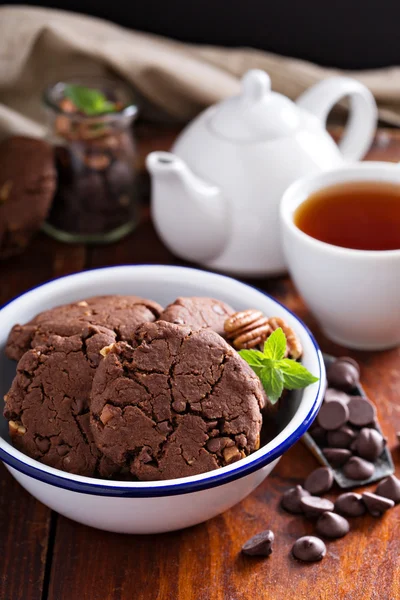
280,163,400,350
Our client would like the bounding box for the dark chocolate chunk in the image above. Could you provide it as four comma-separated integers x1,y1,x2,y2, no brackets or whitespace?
241,530,274,556
327,426,356,449
281,485,310,514
300,496,334,518
352,428,385,461
335,492,366,516
317,400,349,431
362,492,394,516
304,467,334,494
327,357,360,391
335,492,366,517
316,511,350,539
310,425,327,446
292,536,326,562
347,397,376,427
322,448,352,466
324,388,350,404
375,475,400,504
343,456,375,480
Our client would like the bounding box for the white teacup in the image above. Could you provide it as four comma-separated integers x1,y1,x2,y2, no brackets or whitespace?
280,163,400,350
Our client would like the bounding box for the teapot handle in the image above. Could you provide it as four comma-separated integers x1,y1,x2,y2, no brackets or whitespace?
296,77,377,162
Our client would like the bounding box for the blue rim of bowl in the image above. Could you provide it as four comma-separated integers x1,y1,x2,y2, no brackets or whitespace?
0,265,325,497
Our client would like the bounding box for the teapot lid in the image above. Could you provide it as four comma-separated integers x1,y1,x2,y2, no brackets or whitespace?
208,70,300,142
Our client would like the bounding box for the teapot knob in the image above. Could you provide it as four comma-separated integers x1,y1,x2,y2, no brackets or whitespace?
241,70,271,101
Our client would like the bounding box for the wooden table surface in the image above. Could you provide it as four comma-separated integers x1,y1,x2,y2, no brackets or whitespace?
1,125,400,600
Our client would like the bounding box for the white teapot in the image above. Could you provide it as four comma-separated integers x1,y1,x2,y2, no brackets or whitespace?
146,70,377,276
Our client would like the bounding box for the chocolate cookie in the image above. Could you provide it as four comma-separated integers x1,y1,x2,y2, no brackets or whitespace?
90,321,265,480
6,295,163,361
0,136,56,258
3,321,119,477
159,297,234,337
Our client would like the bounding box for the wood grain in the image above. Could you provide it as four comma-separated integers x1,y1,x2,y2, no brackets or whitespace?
1,126,400,600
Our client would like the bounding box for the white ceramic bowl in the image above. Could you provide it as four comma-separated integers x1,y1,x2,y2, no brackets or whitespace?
0,266,325,534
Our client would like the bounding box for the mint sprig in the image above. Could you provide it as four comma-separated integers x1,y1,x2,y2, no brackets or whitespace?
64,84,117,116
239,328,319,404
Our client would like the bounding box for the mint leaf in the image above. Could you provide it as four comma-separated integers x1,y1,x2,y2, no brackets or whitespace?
238,349,265,367
64,84,117,116
278,359,319,390
263,327,286,361
259,367,284,404
237,328,319,405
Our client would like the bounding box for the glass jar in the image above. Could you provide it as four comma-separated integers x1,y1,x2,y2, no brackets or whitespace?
43,78,138,243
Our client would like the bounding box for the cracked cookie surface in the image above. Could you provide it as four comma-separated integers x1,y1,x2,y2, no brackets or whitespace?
6,294,163,361
159,297,234,338
90,321,265,481
3,322,120,477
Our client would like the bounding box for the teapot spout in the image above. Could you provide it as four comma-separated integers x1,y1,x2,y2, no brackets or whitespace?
146,152,229,263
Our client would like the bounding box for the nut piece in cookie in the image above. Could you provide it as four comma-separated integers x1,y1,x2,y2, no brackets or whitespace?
3,321,119,477
159,297,234,337
0,136,56,258
90,321,265,481
6,294,163,361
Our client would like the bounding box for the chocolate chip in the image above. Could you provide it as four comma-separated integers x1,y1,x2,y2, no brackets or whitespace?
362,492,395,516
35,436,50,453
281,485,310,514
342,456,375,480
310,426,327,446
317,400,349,431
327,426,356,449
316,511,350,539
335,492,366,516
327,357,360,391
322,448,352,466
300,496,334,518
304,467,334,494
352,428,385,461
292,536,326,562
324,388,350,404
347,397,376,427
375,475,400,504
241,529,274,556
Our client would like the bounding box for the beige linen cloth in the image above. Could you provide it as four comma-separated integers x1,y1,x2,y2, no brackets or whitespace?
0,4,400,141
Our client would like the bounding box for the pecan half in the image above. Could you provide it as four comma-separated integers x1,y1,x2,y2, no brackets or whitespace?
269,317,303,359
224,309,271,349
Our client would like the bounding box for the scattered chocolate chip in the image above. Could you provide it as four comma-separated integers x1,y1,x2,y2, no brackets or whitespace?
375,475,400,504
310,426,327,446
335,492,366,517
362,492,394,516
304,466,334,494
317,400,349,431
316,511,350,539
292,536,326,562
324,389,350,404
281,485,310,514
241,530,274,556
347,397,376,427
300,496,334,518
322,448,352,466
342,456,375,480
326,426,356,449
352,428,385,461
327,357,360,391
